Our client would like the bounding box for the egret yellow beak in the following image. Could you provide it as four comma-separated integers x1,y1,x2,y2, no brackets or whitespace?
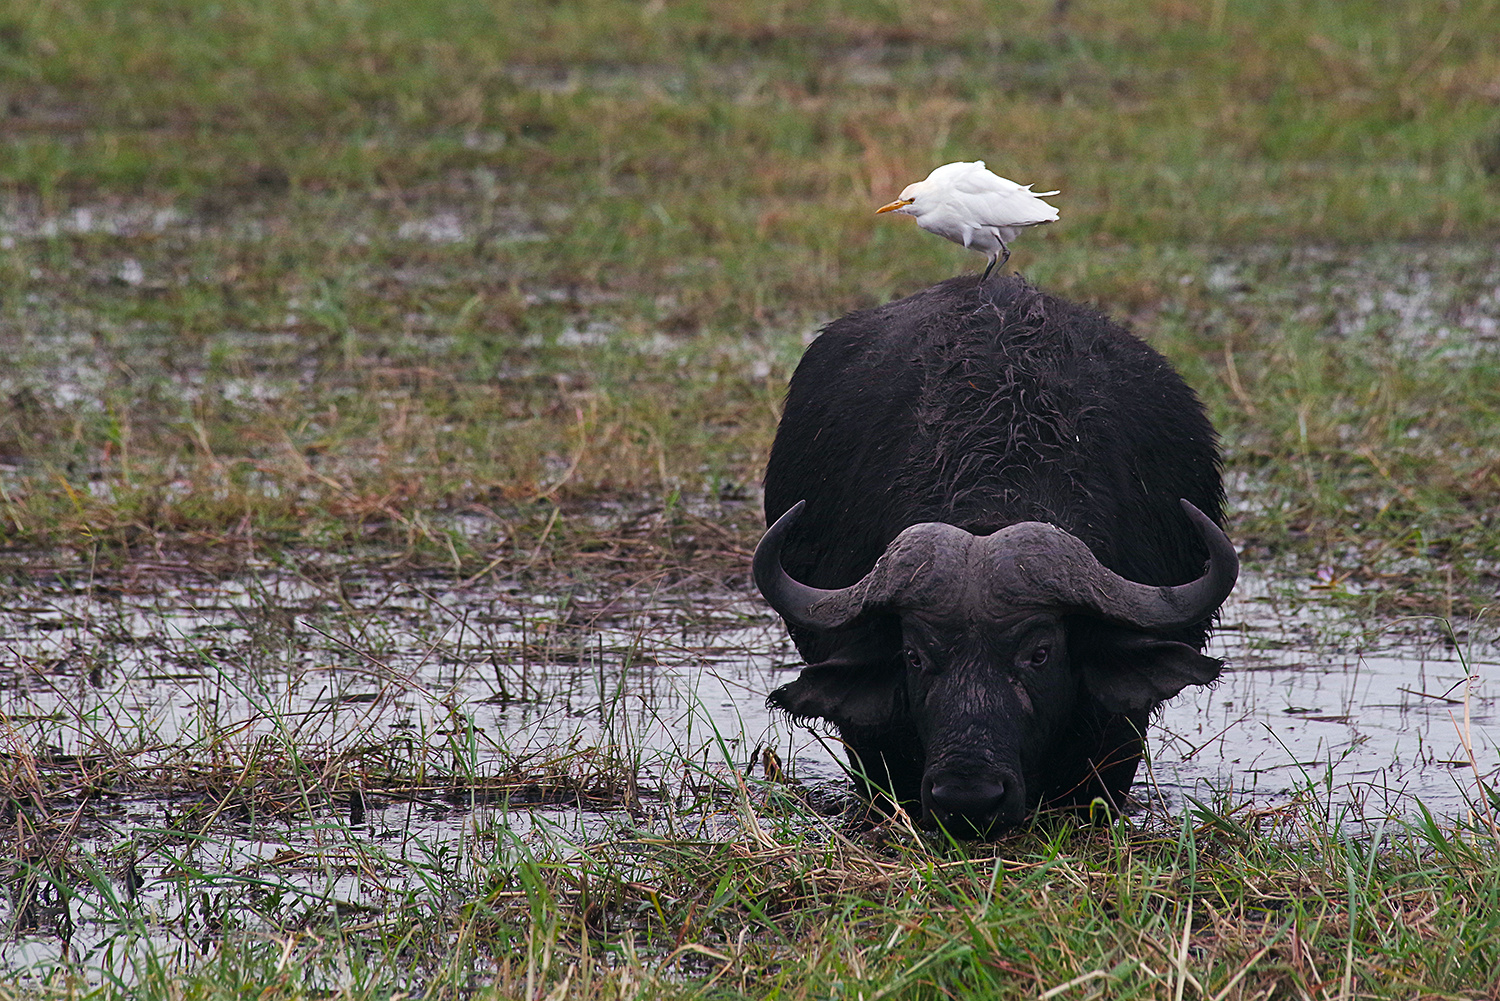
876,198,912,214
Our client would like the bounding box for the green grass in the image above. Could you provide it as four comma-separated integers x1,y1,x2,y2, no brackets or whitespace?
12,761,1500,999
3,0,1499,589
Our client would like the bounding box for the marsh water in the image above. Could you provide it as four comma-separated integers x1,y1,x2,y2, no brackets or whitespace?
2,554,1497,976
5,562,1493,814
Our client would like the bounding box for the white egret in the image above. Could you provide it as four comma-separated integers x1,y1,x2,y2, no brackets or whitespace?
877,161,1059,280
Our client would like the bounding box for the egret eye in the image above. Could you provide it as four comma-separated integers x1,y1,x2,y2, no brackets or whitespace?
1029,644,1051,667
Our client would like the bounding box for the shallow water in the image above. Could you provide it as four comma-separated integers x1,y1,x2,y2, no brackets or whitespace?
1,563,1496,976
0,566,831,976
1156,571,1498,819
4,565,1491,817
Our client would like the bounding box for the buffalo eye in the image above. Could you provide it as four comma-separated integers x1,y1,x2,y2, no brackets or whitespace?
905,647,943,676
1028,643,1051,668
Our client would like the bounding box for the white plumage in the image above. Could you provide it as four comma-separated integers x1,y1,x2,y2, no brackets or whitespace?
877,161,1060,279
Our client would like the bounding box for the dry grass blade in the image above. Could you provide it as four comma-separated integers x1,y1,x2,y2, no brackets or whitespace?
1039,969,1110,998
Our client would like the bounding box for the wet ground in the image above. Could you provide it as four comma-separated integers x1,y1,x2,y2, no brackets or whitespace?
3,559,1497,978
4,563,1492,821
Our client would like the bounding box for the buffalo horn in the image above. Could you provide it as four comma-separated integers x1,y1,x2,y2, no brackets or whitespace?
753,501,964,631
1004,499,1239,630
752,501,871,630
754,499,1238,632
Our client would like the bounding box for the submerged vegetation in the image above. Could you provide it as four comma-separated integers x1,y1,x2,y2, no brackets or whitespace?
4,561,1499,998
3,0,1500,996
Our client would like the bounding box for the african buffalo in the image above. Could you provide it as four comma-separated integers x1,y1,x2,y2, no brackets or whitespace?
755,274,1238,837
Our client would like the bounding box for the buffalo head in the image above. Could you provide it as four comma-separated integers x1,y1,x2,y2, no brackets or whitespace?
755,499,1238,837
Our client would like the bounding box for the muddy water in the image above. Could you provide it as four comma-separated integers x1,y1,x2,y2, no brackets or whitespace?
1159,572,1497,818
1,565,1496,976
5,566,1491,815
0,569,846,824
0,568,822,976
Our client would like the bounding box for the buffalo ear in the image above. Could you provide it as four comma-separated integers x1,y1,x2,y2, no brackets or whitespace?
1083,630,1224,715
768,662,902,733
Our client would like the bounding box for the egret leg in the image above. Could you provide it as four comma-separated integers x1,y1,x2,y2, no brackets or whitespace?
982,244,1012,284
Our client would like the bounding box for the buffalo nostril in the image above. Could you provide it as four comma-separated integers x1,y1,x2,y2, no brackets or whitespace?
926,777,1018,837
929,780,1008,817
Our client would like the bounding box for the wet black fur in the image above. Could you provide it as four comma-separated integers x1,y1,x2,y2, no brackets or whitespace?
762,273,1226,820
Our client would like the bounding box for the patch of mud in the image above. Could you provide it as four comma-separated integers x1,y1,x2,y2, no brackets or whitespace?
0,201,189,243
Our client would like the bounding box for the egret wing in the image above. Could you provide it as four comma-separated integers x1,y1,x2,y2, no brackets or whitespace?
941,165,1058,226
949,164,1026,197
962,185,1059,228
923,160,987,185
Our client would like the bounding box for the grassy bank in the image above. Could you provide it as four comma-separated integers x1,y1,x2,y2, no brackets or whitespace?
2,0,1498,598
